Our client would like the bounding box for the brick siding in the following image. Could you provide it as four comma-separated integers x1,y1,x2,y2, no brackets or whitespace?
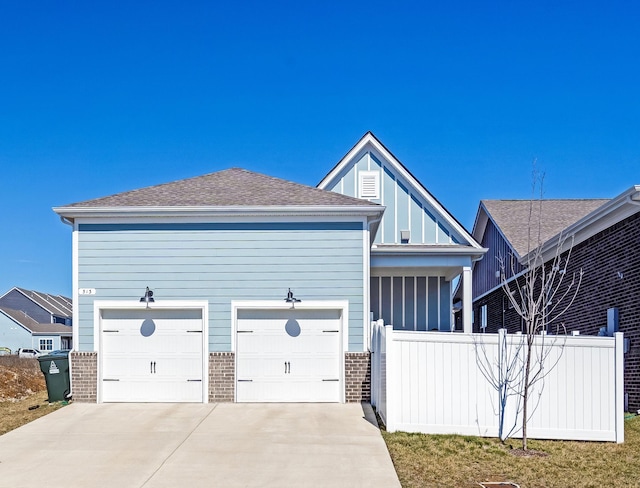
475,211,640,411
209,352,235,402
345,352,371,402
70,351,97,402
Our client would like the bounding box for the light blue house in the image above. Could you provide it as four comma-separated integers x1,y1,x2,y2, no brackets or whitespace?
0,307,72,353
54,132,485,404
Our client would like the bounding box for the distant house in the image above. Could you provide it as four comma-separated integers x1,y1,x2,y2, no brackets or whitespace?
0,287,73,326
470,186,640,411
0,287,73,352
0,307,73,352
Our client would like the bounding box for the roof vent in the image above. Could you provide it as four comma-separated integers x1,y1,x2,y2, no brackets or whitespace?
359,171,380,199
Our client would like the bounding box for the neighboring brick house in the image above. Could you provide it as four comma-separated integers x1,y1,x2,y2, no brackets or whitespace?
470,186,640,411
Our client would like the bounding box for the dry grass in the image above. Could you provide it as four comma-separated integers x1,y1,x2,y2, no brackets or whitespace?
0,390,65,435
0,356,66,435
382,417,640,488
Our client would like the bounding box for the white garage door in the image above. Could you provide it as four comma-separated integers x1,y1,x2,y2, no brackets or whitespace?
100,308,204,402
236,308,342,402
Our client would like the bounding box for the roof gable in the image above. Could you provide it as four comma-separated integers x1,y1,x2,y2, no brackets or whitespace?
318,132,481,248
58,168,380,210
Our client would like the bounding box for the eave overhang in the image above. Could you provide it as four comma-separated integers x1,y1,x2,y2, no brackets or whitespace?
53,204,386,245
523,186,640,264
370,245,488,279
53,205,385,220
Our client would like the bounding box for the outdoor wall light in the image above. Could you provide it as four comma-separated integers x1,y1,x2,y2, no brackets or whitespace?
285,288,301,309
140,287,155,308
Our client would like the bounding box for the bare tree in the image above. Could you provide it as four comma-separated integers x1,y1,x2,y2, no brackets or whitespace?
477,171,583,451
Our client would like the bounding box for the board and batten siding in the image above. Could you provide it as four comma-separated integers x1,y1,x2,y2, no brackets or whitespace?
75,222,365,352
370,276,452,331
473,218,524,299
325,150,462,246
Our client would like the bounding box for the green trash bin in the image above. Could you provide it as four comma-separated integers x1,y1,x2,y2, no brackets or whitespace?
38,351,71,402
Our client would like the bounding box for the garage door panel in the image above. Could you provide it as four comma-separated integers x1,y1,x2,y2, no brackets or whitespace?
100,308,205,403
236,308,343,403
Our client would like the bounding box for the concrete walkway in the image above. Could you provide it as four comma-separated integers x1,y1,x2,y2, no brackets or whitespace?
0,402,401,487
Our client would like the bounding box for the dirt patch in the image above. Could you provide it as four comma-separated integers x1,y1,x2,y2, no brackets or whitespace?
0,356,46,401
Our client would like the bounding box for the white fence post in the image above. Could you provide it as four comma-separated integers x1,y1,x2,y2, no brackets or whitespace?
384,324,396,432
614,332,625,443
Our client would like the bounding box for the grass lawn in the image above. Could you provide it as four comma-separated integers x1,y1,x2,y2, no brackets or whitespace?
0,390,66,435
382,416,640,487
0,356,67,435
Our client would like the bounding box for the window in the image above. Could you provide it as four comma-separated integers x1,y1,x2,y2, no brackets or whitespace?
39,339,53,351
481,305,488,331
359,171,380,199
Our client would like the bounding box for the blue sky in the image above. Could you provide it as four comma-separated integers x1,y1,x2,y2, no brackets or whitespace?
1,1,639,297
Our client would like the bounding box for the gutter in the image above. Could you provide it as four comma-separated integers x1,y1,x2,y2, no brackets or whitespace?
52,205,385,221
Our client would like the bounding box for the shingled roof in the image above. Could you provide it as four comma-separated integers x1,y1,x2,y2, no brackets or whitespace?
0,307,72,334
482,199,608,257
13,287,72,318
60,168,380,208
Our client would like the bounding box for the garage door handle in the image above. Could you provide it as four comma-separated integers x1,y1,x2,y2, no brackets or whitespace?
323,330,339,333
103,378,120,382
322,379,339,382
186,330,202,333
187,379,202,382
237,330,253,333
150,361,156,374
284,361,290,374
103,329,119,333
237,379,253,382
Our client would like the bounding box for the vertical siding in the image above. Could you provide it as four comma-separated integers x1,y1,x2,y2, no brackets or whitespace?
474,218,523,298
373,324,623,442
324,149,465,245
76,222,365,353
371,275,452,331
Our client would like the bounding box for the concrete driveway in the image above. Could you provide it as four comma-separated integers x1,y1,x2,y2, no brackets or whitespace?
0,402,400,487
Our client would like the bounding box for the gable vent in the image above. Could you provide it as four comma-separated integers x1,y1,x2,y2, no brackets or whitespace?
359,171,380,199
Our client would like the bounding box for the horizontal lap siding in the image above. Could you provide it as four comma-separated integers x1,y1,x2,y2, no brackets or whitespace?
77,223,364,352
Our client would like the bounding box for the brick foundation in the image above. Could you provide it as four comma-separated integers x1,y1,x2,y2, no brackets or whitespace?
345,352,371,402
70,351,97,402
209,352,235,402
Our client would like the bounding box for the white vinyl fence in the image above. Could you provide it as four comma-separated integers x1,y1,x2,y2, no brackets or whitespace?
371,321,624,443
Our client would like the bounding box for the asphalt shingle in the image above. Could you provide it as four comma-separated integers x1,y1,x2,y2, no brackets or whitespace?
482,199,608,257
62,168,380,208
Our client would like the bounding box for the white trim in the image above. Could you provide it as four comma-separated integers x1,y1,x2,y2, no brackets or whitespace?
358,170,380,200
318,133,483,250
54,205,384,221
363,224,371,351
93,300,209,404
394,170,398,242
72,223,79,351
231,299,349,403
